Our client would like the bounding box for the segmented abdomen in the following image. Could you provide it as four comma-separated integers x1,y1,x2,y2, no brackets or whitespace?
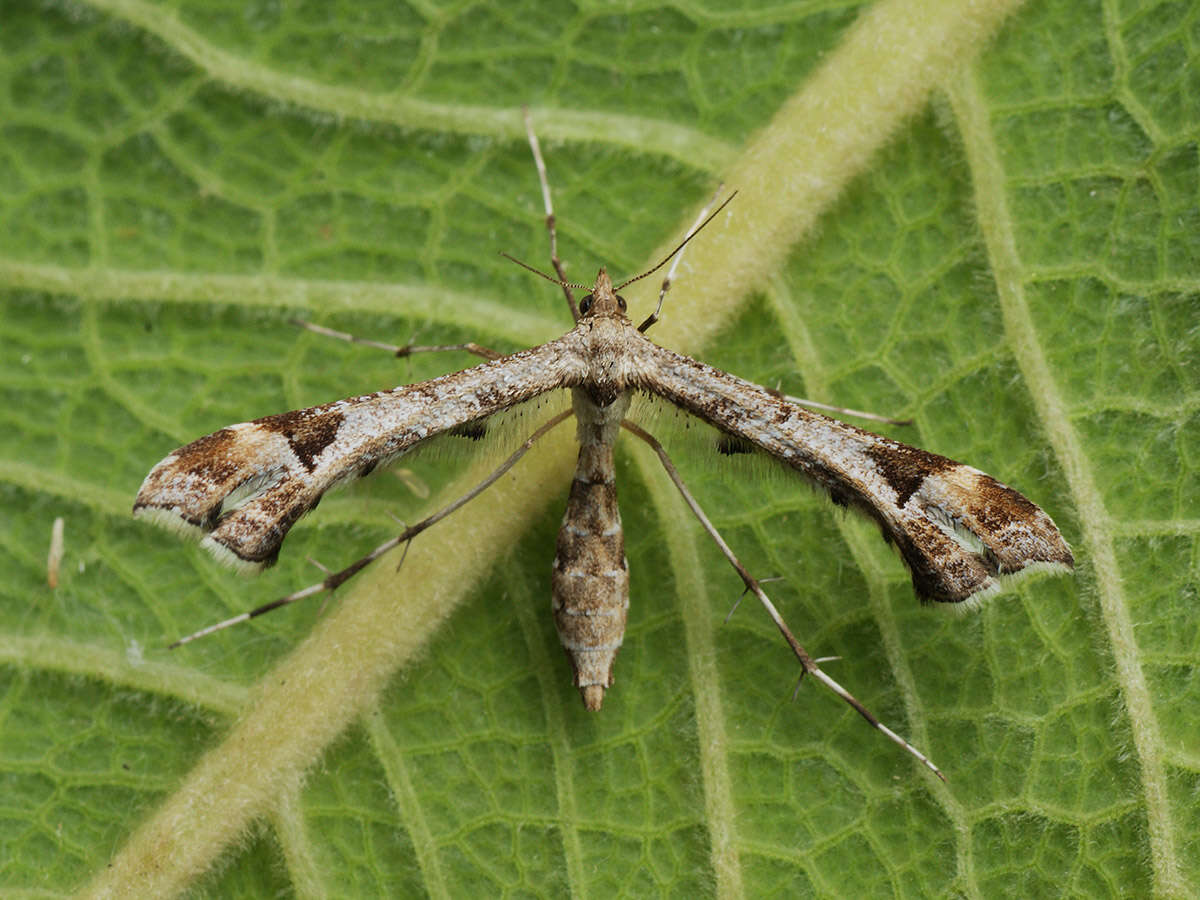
551,401,629,710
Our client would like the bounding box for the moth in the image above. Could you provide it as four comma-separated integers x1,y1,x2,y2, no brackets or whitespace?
135,117,1073,778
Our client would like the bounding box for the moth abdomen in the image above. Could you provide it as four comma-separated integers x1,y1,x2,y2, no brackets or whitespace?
552,392,631,710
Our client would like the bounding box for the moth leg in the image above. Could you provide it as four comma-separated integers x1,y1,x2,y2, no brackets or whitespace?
168,409,573,649
521,107,578,322
636,183,726,334
621,419,946,782
763,387,913,427
289,318,503,362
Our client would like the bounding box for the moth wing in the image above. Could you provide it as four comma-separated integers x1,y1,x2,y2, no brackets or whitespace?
134,338,583,572
634,342,1072,605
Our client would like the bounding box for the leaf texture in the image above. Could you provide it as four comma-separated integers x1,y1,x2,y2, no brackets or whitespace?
1,0,1196,896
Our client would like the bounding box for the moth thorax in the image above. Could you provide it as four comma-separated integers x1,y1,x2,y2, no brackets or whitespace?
551,389,631,710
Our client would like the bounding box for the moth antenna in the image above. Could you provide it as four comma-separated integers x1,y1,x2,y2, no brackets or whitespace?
291,317,502,362
638,183,727,333
500,251,589,291
520,105,731,326
615,191,736,293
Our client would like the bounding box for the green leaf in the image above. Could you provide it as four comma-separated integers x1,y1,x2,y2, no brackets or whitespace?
2,0,1196,896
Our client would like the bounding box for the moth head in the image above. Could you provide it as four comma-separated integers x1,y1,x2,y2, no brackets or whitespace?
579,267,628,319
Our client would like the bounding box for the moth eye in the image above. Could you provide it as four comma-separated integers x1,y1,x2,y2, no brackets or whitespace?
579,295,593,315
616,295,627,312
